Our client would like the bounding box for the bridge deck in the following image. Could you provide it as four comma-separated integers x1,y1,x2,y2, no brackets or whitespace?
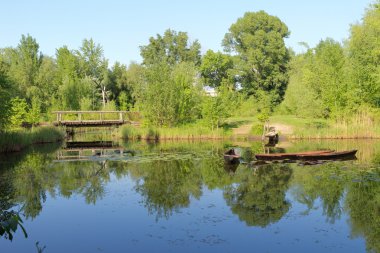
53,120,126,127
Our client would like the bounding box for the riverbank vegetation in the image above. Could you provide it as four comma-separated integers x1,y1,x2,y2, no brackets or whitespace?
1,1,380,140
270,114,380,139
119,124,232,141
0,127,64,153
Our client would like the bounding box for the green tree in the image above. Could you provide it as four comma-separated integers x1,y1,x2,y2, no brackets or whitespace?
280,39,347,118
7,34,42,102
139,62,201,126
0,54,12,130
27,97,41,126
125,62,147,109
77,39,109,108
201,81,236,130
199,50,234,88
9,97,28,128
117,91,129,111
349,1,380,107
34,56,58,115
108,62,135,109
140,29,201,66
313,39,347,115
55,46,82,110
171,62,202,124
223,11,290,106
279,48,325,117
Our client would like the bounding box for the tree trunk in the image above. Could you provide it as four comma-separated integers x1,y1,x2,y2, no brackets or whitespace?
102,87,106,109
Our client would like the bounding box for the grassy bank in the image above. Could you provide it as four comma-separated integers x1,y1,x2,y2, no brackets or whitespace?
118,124,232,141
269,115,380,139
118,113,380,141
0,127,65,153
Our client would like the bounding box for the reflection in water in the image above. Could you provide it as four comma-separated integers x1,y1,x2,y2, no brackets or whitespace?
345,169,380,253
224,164,292,227
0,140,379,252
0,210,27,241
55,160,111,205
291,163,346,223
133,159,202,220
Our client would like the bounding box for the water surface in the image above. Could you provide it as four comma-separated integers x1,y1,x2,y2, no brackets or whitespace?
0,140,379,253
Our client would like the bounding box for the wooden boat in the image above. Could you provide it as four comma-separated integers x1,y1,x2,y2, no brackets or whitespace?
255,150,334,161
297,150,357,160
224,149,240,163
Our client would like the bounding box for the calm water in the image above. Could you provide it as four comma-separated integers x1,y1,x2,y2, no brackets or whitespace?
0,139,379,253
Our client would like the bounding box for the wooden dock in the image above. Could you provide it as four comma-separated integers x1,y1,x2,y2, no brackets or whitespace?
53,111,137,127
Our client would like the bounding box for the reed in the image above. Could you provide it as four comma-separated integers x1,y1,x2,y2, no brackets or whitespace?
0,127,64,153
119,124,232,141
271,112,380,139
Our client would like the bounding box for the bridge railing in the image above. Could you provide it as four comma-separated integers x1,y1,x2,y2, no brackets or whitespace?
53,111,129,122
52,111,142,126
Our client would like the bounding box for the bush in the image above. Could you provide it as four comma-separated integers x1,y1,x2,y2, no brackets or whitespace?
250,124,264,135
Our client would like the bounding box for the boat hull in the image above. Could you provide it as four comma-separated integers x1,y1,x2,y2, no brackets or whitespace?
297,150,357,160
255,150,334,161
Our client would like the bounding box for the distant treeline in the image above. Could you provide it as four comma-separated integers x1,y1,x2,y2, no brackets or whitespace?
1,1,379,131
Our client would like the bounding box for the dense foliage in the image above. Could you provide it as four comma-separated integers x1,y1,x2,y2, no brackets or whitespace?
1,2,379,132
223,11,291,106
280,1,380,119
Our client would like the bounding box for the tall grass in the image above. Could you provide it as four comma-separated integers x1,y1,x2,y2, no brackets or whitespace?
120,126,160,140
119,124,232,141
270,112,380,139
0,127,64,153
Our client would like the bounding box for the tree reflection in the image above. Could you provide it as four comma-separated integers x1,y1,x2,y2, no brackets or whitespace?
200,154,235,189
291,164,346,223
133,159,203,220
8,152,118,218
345,169,380,253
13,153,50,218
224,164,292,227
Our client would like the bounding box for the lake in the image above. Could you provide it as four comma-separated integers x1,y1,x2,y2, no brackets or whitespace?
0,139,379,253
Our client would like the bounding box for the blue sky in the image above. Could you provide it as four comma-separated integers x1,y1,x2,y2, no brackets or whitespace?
0,0,373,65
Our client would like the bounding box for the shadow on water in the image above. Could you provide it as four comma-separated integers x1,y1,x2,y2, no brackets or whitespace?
0,139,379,252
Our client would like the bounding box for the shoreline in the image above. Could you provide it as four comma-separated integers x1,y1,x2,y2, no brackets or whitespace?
0,127,65,153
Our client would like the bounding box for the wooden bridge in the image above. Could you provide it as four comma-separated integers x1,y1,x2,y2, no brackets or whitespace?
53,111,139,127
